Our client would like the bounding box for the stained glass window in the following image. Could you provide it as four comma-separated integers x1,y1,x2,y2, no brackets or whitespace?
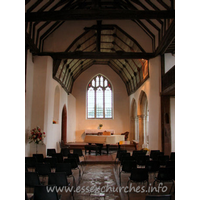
87,74,113,119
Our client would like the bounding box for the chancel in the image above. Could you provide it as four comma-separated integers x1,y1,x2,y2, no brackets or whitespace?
25,1,175,199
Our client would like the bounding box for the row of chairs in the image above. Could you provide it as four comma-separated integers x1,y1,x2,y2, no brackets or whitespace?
116,150,175,168
116,150,175,187
119,154,174,168
26,162,77,187
119,159,175,185
26,151,83,167
47,148,84,158
126,168,175,199
26,156,82,182
25,171,74,200
118,150,175,161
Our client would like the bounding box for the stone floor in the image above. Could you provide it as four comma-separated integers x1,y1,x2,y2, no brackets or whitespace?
26,152,175,200
58,153,175,200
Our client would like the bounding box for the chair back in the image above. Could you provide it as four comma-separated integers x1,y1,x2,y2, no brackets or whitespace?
120,153,131,164
61,148,71,157
25,172,41,187
145,161,160,173
47,149,56,157
52,153,63,163
64,158,78,169
158,155,169,166
132,150,146,157
157,168,174,181
48,172,69,187
44,157,57,168
116,149,127,159
25,157,37,168
36,163,51,176
122,160,137,172
136,155,149,166
73,149,84,157
33,154,44,163
166,160,175,168
130,168,148,182
68,153,80,163
34,185,59,200
55,163,72,176
150,150,162,160
118,152,129,162
170,152,175,161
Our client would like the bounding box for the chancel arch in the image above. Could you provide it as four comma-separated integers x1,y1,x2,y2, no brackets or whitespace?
138,90,149,149
130,98,138,142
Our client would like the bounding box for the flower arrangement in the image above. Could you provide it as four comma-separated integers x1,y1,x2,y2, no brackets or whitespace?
99,124,103,129
29,126,46,144
53,120,56,124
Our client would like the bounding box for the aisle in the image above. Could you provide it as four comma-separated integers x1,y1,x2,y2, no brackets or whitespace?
75,164,120,200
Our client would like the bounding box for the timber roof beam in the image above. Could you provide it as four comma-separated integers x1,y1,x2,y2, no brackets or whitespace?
26,9,175,22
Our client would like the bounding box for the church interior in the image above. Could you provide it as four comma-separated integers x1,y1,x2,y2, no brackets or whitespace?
24,0,176,199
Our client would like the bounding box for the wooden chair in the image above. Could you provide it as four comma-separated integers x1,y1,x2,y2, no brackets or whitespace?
121,131,129,141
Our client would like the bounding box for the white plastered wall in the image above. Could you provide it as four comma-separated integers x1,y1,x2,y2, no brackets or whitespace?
71,64,130,142
129,56,161,150
25,54,76,156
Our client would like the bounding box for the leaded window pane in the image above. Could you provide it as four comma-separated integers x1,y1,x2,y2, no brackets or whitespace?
87,74,113,119
87,87,95,118
96,87,103,118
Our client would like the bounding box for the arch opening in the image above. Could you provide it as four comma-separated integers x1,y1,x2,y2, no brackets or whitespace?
130,98,138,142
61,105,67,143
138,91,148,149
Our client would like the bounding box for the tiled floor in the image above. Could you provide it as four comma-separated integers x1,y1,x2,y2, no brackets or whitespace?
63,153,174,200
26,152,175,200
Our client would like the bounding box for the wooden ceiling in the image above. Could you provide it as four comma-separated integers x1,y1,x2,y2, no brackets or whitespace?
25,0,175,95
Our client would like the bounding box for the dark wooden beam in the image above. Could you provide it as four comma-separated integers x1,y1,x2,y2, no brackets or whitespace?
37,51,154,59
25,0,31,5
157,0,170,10
155,20,175,56
25,32,40,54
26,9,175,22
26,0,43,13
96,20,102,52
84,24,114,31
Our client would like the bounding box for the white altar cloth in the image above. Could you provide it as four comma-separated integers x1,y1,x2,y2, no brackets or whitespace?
84,135,125,144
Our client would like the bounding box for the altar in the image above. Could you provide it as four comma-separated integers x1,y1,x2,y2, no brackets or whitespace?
84,129,115,135
84,135,125,145
83,129,125,154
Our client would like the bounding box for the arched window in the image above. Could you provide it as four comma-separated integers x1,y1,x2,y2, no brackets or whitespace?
87,74,113,119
